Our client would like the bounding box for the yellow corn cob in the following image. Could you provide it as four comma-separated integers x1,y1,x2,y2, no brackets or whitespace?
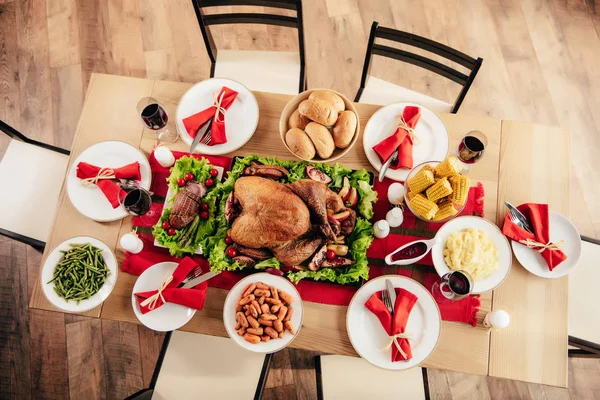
422,164,434,173
434,201,458,220
434,156,462,178
407,190,418,201
426,177,453,202
449,175,470,206
407,168,435,194
409,194,438,220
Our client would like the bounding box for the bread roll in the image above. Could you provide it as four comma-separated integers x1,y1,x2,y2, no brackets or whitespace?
285,128,316,160
309,90,345,113
298,99,338,126
332,110,357,149
304,122,335,159
288,109,310,130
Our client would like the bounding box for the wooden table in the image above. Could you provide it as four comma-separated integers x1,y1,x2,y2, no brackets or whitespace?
29,73,571,387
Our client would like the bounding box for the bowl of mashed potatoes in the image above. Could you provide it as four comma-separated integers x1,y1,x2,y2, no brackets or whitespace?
430,216,512,294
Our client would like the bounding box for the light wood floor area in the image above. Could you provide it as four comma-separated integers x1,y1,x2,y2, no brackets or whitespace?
1,0,600,399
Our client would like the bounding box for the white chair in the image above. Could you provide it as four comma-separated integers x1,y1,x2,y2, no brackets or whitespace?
316,355,428,400
0,120,69,250
568,236,600,357
191,0,306,95
126,331,272,400
355,22,482,113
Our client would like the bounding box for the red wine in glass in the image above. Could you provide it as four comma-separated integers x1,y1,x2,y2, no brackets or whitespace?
123,188,152,216
432,270,473,302
457,130,487,164
140,103,168,130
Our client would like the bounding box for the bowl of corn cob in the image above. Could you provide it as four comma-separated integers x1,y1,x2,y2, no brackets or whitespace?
404,157,470,223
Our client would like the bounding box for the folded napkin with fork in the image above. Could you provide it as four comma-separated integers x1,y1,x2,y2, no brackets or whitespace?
502,203,567,271
182,86,239,146
372,106,421,170
76,161,141,208
134,257,208,314
364,288,418,362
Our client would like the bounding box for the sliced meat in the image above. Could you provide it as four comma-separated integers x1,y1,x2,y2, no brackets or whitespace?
339,208,357,236
169,181,207,229
233,244,272,261
243,165,289,180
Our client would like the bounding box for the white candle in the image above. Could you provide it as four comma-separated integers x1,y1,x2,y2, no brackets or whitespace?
387,183,405,205
483,310,510,329
154,146,175,168
120,233,143,254
373,220,390,239
386,208,404,228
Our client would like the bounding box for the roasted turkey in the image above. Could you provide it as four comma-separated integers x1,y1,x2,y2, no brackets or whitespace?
228,177,355,266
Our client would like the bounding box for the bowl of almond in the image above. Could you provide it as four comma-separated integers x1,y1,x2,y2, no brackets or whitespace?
223,273,303,353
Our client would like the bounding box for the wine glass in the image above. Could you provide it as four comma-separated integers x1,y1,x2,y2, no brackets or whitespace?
118,182,156,226
431,270,473,303
457,130,487,168
137,97,178,143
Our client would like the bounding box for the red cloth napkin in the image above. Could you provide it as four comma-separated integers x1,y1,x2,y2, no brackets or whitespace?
182,86,239,146
365,288,418,361
76,161,141,208
134,257,208,314
372,106,421,170
502,203,567,271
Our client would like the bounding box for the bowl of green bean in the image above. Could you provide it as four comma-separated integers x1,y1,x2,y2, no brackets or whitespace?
41,236,118,313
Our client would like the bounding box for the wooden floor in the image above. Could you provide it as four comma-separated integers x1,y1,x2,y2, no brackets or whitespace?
1,0,600,399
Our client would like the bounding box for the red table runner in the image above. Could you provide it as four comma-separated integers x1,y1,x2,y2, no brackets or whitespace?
123,151,483,326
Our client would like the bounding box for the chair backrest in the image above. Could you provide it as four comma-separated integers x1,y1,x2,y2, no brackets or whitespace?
191,0,306,92
0,120,70,155
568,235,600,356
356,21,483,113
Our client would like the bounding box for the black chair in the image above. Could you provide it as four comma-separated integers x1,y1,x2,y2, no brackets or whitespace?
568,236,600,358
0,120,70,251
315,355,430,399
191,0,306,95
125,330,273,399
355,21,483,113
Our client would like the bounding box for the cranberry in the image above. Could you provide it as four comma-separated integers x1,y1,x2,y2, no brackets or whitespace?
167,228,176,236
224,236,233,245
209,168,219,177
162,221,170,230
176,178,186,187
205,178,214,187
326,250,336,260
184,172,194,181
201,203,209,211
226,247,238,258
200,211,209,220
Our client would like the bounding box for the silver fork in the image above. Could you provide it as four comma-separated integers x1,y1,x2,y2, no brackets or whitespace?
177,266,204,288
381,289,394,314
200,129,212,145
508,209,534,234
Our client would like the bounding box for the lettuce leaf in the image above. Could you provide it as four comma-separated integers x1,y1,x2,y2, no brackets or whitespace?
166,156,213,201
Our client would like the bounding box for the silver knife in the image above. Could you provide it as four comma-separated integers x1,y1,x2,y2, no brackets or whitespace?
505,202,533,232
189,118,212,153
385,279,397,315
379,149,399,182
182,271,218,288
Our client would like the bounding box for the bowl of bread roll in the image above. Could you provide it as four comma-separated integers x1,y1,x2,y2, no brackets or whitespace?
279,89,360,162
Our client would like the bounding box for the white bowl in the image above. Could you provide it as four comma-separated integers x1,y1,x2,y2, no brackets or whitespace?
41,236,118,313
223,273,303,353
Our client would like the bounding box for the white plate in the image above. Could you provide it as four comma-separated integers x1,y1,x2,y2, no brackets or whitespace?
131,262,196,332
363,102,449,181
41,236,118,313
431,216,512,294
176,78,259,155
152,165,225,255
346,275,441,370
223,273,303,353
511,211,581,278
67,141,152,222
